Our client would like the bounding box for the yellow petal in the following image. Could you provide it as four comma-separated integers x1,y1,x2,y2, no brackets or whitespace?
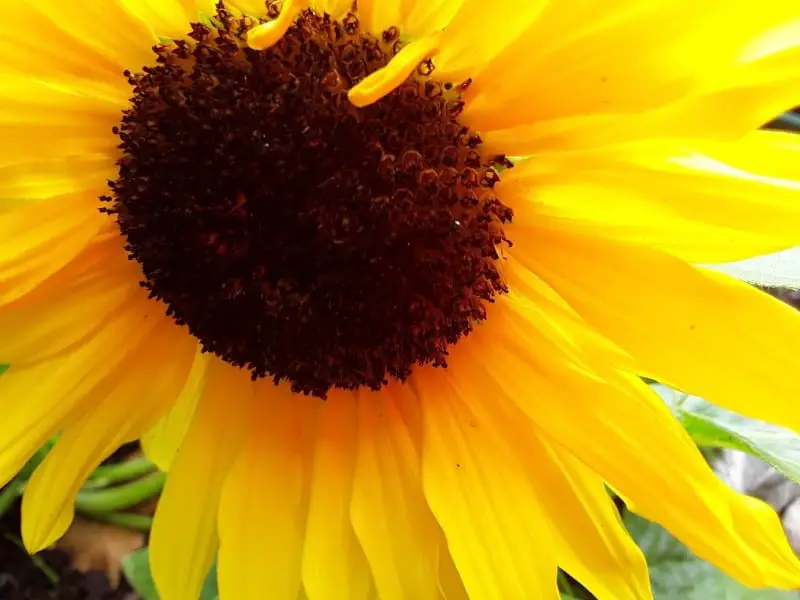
150,360,255,600
348,35,439,107
230,0,270,15
0,73,126,122
21,321,195,552
436,543,469,600
480,75,798,154
247,0,308,51
0,122,116,167
118,0,194,41
310,0,352,20
416,364,559,599
301,392,373,600
688,129,800,181
0,157,114,201
461,0,800,131
0,74,122,169
479,22,800,155
0,191,108,307
218,382,318,600
0,184,99,227
526,439,651,600
399,0,463,38
2,1,156,81
350,384,441,600
357,0,403,36
433,0,548,82
501,133,800,263
140,349,209,472
518,227,800,435
498,259,635,374
428,328,650,600
474,290,800,587
0,237,139,366
638,76,800,146
481,75,800,155
180,0,220,17
0,292,162,486
659,15,800,139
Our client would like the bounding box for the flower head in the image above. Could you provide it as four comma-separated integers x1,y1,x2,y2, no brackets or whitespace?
3,1,800,599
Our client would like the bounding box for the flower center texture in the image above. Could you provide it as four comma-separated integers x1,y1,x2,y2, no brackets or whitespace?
102,1,514,398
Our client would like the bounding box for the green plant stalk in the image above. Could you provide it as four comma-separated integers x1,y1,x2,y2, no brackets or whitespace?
84,457,156,489
78,510,153,532
17,436,58,481
0,479,24,520
0,436,60,521
75,472,166,513
557,570,577,598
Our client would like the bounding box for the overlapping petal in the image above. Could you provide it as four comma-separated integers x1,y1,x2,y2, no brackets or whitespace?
140,348,208,471
301,393,374,600
21,320,195,551
150,362,255,600
350,385,441,600
0,292,163,487
466,293,800,587
514,228,800,435
2,1,156,81
501,131,800,263
416,365,559,599
217,383,317,600
458,0,800,131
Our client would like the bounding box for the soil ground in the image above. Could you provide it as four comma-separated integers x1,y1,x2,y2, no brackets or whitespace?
0,501,138,600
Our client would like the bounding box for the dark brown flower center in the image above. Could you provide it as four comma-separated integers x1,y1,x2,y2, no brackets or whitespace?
101,1,513,398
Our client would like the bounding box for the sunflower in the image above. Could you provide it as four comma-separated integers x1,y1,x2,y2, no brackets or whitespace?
4,0,800,598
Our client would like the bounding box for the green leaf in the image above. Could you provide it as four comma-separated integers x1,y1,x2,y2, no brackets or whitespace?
122,548,218,600
200,561,219,600
121,549,159,600
651,384,800,485
0,364,8,376
625,513,796,599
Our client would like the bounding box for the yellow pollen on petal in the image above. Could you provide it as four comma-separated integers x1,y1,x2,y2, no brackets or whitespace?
348,35,440,108
246,0,308,51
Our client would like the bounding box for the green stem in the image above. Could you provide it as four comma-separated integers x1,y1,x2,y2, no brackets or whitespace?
0,480,24,520
78,510,153,532
75,472,165,513
84,457,156,489
557,570,577,598
17,436,58,481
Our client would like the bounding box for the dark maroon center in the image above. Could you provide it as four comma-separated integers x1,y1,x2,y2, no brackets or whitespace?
101,2,513,398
